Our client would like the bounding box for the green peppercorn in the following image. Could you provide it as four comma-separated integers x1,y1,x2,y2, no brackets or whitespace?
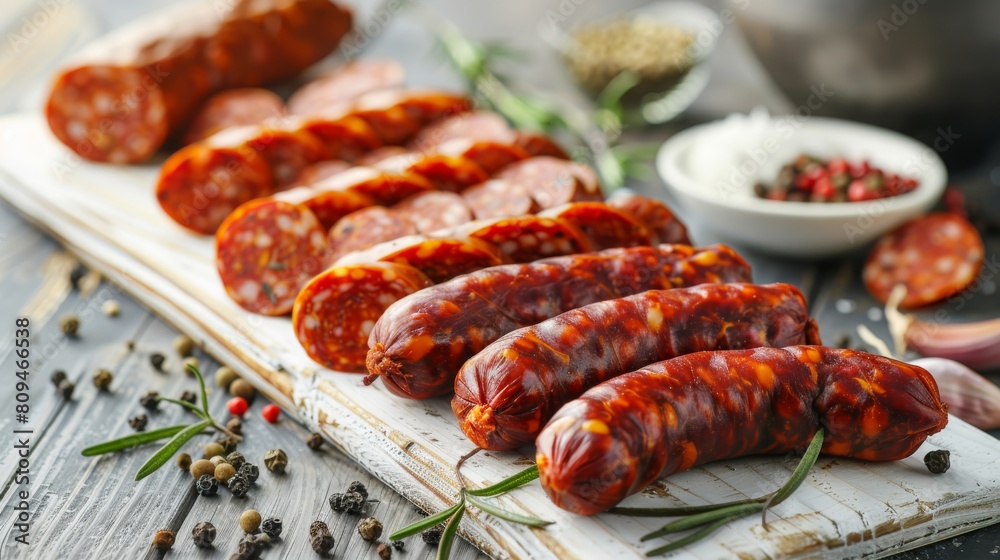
215,366,239,389
203,442,225,459
173,334,195,357
177,452,192,471
263,449,288,474
190,459,215,479
214,463,237,483
92,368,113,391
240,509,262,533
925,450,951,474
209,456,227,467
60,314,80,337
151,529,175,550
57,380,75,400
149,352,166,371
192,521,216,548
101,300,120,317
183,356,200,376
306,433,323,451
357,517,382,541
230,379,255,401
128,414,148,432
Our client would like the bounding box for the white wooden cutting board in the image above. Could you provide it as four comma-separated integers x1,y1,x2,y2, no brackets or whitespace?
2,113,1000,559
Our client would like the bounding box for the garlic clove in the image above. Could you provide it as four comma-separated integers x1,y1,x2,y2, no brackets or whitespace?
910,357,1000,430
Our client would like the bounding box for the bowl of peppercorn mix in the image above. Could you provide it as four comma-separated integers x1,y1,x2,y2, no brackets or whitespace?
656,111,946,258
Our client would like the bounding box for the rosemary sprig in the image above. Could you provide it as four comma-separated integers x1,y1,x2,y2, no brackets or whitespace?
464,465,539,497
80,364,242,480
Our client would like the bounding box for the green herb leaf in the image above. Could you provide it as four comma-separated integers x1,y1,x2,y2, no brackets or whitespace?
597,71,640,118
641,502,764,540
466,494,552,527
134,419,211,481
644,513,746,557
267,262,286,270
465,465,539,497
262,282,277,305
157,396,206,419
81,424,189,456
187,363,211,419
388,501,465,541
609,496,767,518
762,428,824,527
437,502,466,560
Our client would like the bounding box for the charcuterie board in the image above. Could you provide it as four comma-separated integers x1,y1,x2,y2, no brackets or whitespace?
3,112,1000,559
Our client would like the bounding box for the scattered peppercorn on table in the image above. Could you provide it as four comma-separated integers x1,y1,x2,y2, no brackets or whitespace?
1,0,1000,559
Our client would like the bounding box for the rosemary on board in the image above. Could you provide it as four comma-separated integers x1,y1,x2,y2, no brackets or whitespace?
80,364,242,481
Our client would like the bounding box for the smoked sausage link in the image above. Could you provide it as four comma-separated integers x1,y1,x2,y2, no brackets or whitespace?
536,346,949,515
367,244,752,399
453,282,821,451
45,0,352,163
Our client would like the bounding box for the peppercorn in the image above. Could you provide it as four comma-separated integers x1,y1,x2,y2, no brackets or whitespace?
69,263,88,290
180,390,197,405
344,491,366,515
240,509,262,533
377,542,393,560
230,379,255,401
50,370,67,387
215,366,239,389
195,474,218,497
347,481,369,501
101,300,121,317
183,356,200,376
177,452,192,471
139,390,159,411
151,529,175,550
60,313,80,337
129,414,148,432
228,396,249,417
203,442,225,459
228,473,250,498
237,534,261,559
357,517,383,541
263,449,288,474
149,352,166,371
309,521,335,555
173,334,195,357
215,463,237,483
254,532,271,546
210,456,227,467
224,451,245,470
306,433,323,451
261,403,281,423
329,492,346,512
57,379,75,400
190,459,215,479
125,340,135,352
227,417,244,436
925,450,951,474
192,521,216,548
216,435,239,454
421,524,444,545
92,368,113,391
261,517,283,539
391,540,404,551
239,463,260,485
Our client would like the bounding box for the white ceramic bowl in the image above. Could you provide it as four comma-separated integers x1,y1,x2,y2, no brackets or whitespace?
656,113,947,258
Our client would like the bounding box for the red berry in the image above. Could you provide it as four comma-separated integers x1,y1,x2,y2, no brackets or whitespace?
826,158,849,175
261,404,281,423
813,176,836,198
227,397,249,416
847,180,878,202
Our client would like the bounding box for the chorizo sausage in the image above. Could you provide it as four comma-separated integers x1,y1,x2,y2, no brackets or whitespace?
375,153,489,193
182,88,286,145
452,282,822,451
536,346,949,515
293,262,434,372
460,216,592,263
274,186,372,230
409,111,515,153
327,207,419,263
283,160,353,188
215,198,328,315
45,0,352,163
350,90,471,145
334,235,506,283
435,138,530,175
309,166,434,206
391,191,473,234
295,115,383,163
243,125,331,185
539,202,652,250
366,244,752,399
496,157,603,208
462,179,540,220
863,212,985,308
606,192,691,245
288,59,406,116
513,132,570,160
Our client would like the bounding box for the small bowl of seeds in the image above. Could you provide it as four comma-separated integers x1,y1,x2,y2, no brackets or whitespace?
540,0,721,124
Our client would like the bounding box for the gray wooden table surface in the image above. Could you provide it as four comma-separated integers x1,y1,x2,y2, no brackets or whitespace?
0,0,998,559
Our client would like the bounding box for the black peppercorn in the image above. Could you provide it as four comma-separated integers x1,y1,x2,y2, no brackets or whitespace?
306,433,323,450
227,417,243,436
391,540,405,551
60,314,80,337
217,436,239,455
328,492,345,512
180,390,197,405
192,521,216,548
149,352,166,371
93,369,113,391
128,414,148,432
237,533,262,559
69,263,88,290
344,491,366,515
139,391,159,411
226,451,246,470
195,474,218,497
228,473,250,498
57,380,75,400
261,517,283,539
421,524,444,545
50,370,67,387
238,463,260,485
925,450,951,474
347,481,369,500
309,521,335,555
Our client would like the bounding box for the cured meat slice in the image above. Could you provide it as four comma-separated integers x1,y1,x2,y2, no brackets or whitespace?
496,156,602,208
392,191,473,234
409,111,515,152
334,235,506,283
283,160,353,188
182,88,286,144
296,115,383,163
328,206,419,262
540,202,651,250
514,131,570,159
287,59,406,116
606,192,690,245
461,216,592,262
462,180,540,220
274,186,372,230
310,166,434,206
375,153,489,192
436,138,530,175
